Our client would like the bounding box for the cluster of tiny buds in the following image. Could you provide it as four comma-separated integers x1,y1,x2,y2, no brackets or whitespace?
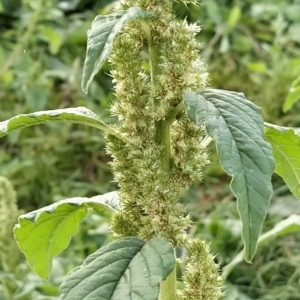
0,177,23,274
107,0,210,245
177,238,224,300
106,2,222,297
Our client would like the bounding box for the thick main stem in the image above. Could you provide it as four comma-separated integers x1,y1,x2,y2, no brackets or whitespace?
155,120,171,171
143,18,176,300
142,19,172,172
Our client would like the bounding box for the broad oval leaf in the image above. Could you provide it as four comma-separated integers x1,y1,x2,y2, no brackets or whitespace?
0,107,109,138
265,124,300,199
60,237,175,300
82,6,156,93
184,89,275,261
14,192,120,279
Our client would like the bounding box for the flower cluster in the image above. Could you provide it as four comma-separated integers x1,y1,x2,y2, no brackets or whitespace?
0,177,23,273
178,238,223,300
104,0,223,297
0,177,24,298
108,0,209,245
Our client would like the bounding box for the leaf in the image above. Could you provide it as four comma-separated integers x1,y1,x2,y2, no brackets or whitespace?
60,237,175,300
14,192,120,279
225,6,241,33
283,75,300,112
40,26,63,55
82,6,156,93
265,124,300,199
0,107,109,138
184,89,275,261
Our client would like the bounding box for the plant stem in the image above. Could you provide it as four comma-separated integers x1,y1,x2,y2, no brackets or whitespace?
165,102,185,123
155,120,171,171
141,20,172,170
142,18,176,299
159,267,177,300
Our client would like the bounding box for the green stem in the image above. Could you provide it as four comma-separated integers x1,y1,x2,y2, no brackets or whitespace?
165,102,185,123
159,267,177,300
141,19,171,171
155,120,171,171
141,19,176,300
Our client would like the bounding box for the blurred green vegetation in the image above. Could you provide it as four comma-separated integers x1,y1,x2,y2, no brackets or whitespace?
0,0,300,299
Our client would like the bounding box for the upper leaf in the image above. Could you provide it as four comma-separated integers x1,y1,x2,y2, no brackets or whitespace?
14,192,120,279
81,6,156,93
60,237,175,300
184,89,275,261
283,74,300,112
0,107,108,138
265,124,300,199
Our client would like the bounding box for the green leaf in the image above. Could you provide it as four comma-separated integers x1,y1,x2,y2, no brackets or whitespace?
265,124,300,199
40,26,63,55
60,237,175,300
82,6,155,93
14,192,120,279
184,89,275,261
225,6,241,33
283,75,300,112
0,107,110,138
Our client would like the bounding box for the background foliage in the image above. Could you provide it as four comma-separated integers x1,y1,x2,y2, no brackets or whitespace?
0,0,300,299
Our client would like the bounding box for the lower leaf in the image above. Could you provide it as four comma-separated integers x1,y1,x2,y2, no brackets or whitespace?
60,237,175,300
14,192,120,279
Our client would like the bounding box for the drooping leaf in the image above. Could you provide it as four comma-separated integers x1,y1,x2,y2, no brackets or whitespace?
283,74,300,112
265,124,300,199
60,237,175,300
184,89,275,261
0,107,109,138
82,6,156,93
14,192,120,279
